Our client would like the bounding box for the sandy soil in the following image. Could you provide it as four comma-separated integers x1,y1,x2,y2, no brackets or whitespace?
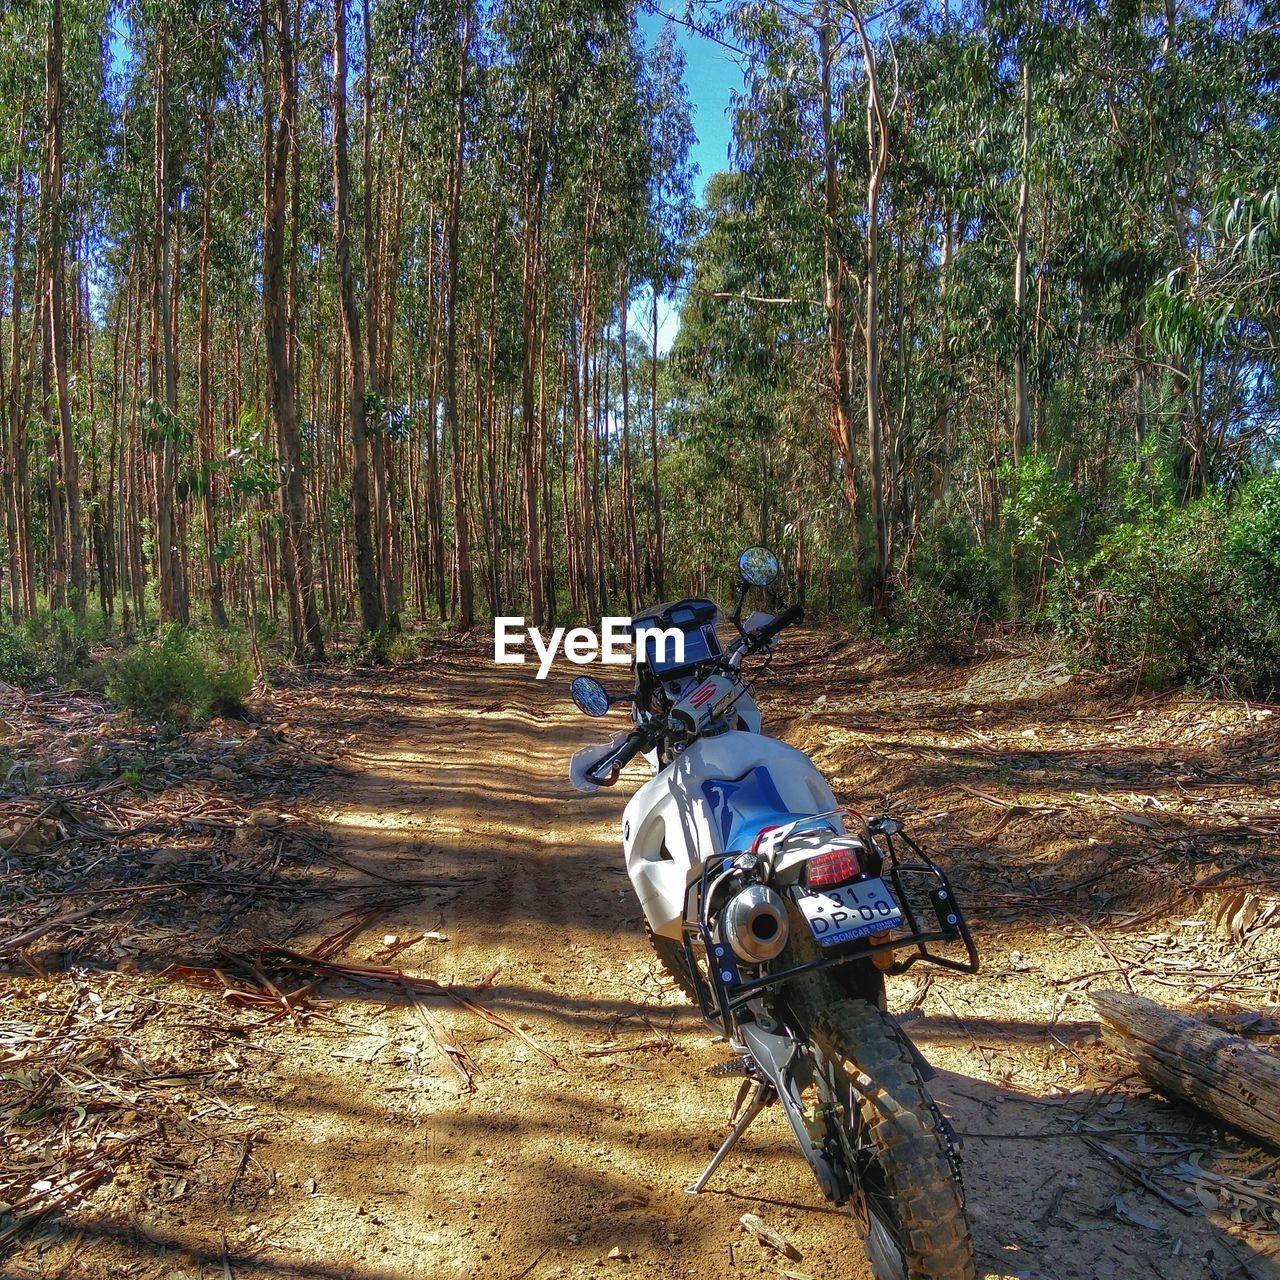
8,632,1280,1280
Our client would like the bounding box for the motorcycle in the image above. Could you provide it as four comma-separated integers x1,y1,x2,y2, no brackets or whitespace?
567,547,980,1280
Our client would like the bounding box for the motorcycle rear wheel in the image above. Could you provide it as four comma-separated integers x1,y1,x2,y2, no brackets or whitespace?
812,999,975,1280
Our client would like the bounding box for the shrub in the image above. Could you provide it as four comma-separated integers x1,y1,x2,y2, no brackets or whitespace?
351,626,422,666
916,530,1006,622
0,608,101,688
1048,477,1280,692
1229,472,1280,602
106,625,253,722
891,530,1006,659
889,578,976,659
0,625,54,687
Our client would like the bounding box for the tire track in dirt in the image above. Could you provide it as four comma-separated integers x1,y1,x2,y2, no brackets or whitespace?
257,648,879,1280
72,641,1273,1280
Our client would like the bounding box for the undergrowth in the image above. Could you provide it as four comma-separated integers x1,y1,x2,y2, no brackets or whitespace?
105,625,253,723
1049,473,1280,693
0,608,103,688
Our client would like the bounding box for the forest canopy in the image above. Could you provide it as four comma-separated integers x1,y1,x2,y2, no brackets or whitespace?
1,0,1277,689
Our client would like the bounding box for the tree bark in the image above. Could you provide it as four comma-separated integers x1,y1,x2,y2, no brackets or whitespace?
198,97,229,628
5,113,35,620
818,6,861,523
847,2,890,599
1091,990,1280,1150
45,0,86,618
150,23,189,624
264,0,324,661
1011,58,1033,466
519,100,546,626
648,287,664,597
618,282,640,609
443,0,474,630
333,0,384,635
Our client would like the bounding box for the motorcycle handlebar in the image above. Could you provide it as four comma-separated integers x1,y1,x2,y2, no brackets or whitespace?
582,603,802,785
586,728,650,787
748,602,804,650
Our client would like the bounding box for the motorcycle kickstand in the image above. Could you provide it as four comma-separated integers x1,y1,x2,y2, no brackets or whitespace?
684,1077,775,1195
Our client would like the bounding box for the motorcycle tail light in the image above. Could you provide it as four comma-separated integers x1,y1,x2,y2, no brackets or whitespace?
804,848,864,889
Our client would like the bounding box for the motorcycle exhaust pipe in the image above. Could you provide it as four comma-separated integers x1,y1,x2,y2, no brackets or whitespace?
720,884,789,964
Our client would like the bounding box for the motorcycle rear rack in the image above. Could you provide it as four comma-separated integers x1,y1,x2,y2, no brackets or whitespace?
679,816,980,1031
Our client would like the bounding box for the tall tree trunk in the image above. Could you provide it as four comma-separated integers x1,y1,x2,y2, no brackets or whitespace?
848,3,890,599
818,5,861,523
151,24,189,623
648,286,664,597
46,0,86,617
618,283,640,608
361,0,397,629
333,0,383,634
519,102,545,626
1011,57,1033,466
443,0,474,630
264,0,324,661
198,98,229,627
5,114,35,620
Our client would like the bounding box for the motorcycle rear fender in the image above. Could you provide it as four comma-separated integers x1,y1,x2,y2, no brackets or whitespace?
623,730,838,939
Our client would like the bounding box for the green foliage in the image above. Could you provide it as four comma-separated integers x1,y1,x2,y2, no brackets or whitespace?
918,531,1006,622
1001,456,1074,555
891,531,1006,659
105,625,253,723
1228,472,1280,602
1048,476,1280,692
0,608,105,687
350,626,422,667
0,626,54,688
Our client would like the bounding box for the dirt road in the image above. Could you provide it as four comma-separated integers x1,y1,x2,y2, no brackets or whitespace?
15,635,1280,1279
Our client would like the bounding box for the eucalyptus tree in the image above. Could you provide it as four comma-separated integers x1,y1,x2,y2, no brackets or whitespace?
262,0,324,659
332,0,383,634
638,23,696,598
0,3,45,621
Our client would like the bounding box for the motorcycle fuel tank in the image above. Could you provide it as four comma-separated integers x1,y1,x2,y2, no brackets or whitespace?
622,730,840,939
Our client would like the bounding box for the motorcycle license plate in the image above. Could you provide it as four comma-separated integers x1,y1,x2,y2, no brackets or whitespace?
798,877,904,947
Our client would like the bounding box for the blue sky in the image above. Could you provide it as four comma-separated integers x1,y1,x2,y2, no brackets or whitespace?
635,8,745,347
637,7,743,200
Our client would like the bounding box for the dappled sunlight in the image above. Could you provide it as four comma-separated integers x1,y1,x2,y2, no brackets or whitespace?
326,808,430,833
11,645,1279,1279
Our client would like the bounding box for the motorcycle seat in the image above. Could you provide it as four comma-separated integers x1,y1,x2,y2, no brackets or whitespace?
701,767,836,853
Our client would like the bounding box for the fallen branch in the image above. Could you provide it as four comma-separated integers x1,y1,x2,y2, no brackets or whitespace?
0,904,99,952
1091,989,1280,1150
404,985,477,1091
1077,1128,1196,1214
739,1212,801,1261
172,941,564,1070
584,1038,668,1057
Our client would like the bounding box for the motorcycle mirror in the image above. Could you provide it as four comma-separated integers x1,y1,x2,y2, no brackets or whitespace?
738,545,780,588
569,675,611,718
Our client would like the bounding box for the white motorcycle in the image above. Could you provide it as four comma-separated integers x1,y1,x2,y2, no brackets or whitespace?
568,547,980,1280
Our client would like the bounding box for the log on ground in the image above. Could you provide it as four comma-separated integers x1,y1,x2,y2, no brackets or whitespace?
1090,989,1280,1150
